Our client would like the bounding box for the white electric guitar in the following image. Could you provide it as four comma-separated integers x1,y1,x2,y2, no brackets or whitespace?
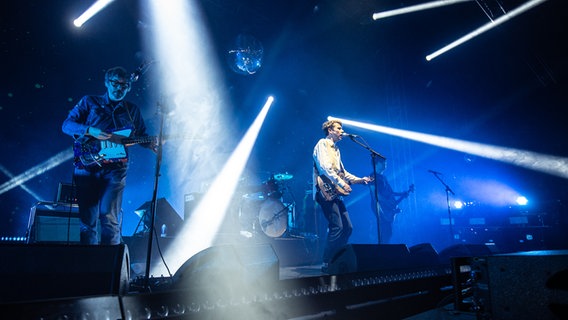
73,129,156,170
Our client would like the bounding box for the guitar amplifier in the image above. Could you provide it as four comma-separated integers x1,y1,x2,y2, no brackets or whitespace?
56,182,78,205
27,203,94,244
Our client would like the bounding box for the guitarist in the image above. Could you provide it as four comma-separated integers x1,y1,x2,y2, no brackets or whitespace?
313,119,372,273
62,66,156,245
370,158,413,244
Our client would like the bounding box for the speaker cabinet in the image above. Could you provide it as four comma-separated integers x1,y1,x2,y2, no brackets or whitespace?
172,244,279,294
0,243,130,303
438,243,499,265
27,204,84,243
328,244,412,274
270,238,318,267
409,243,441,267
472,250,568,320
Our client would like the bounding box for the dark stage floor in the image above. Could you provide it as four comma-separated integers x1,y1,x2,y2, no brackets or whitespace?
2,237,567,319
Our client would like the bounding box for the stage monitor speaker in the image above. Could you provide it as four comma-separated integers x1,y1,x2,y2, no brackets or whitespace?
0,295,122,319
438,243,499,265
172,243,279,294
328,244,411,274
0,243,130,303
409,243,441,267
134,198,183,236
472,250,568,320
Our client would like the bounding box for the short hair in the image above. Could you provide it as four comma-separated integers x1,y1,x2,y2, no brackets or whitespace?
105,66,129,82
321,119,342,136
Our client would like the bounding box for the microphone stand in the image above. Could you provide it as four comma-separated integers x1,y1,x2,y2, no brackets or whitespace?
430,171,456,243
142,101,166,291
346,136,386,244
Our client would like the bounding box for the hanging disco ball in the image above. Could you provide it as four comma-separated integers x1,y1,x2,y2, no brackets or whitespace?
227,34,263,75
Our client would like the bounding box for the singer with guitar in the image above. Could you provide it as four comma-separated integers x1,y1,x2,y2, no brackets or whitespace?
62,66,156,245
313,119,372,273
370,158,414,244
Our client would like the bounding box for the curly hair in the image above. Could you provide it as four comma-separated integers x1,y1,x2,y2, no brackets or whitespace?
321,119,342,136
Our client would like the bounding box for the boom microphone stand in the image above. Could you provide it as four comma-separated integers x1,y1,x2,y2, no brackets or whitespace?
429,170,456,243
142,101,166,291
345,135,386,244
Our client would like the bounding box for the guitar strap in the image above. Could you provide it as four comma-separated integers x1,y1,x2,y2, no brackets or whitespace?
111,101,137,136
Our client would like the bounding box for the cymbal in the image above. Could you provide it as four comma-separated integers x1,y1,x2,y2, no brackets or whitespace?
273,173,293,181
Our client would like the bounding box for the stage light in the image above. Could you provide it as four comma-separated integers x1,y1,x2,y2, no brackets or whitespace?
372,0,472,21
228,34,264,75
426,0,549,61
73,0,115,28
453,200,464,209
516,196,528,206
329,116,568,179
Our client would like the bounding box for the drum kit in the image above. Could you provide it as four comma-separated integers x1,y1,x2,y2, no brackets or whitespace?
239,172,294,238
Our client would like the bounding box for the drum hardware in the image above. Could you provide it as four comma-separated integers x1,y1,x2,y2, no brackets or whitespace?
242,192,266,201
262,178,282,199
273,172,293,181
237,171,299,238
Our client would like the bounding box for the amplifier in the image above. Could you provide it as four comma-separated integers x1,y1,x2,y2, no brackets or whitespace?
27,203,90,244
56,182,78,205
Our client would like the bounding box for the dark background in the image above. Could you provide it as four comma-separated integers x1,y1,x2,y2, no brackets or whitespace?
1,0,566,250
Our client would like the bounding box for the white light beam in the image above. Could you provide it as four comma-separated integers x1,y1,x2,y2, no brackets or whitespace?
73,0,115,27
426,0,549,61
372,0,473,20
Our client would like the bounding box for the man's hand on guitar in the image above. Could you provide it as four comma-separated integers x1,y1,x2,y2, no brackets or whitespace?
357,176,373,185
87,127,112,140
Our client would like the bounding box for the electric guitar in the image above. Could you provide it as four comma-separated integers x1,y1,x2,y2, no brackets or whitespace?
316,174,371,201
73,128,156,170
379,184,414,222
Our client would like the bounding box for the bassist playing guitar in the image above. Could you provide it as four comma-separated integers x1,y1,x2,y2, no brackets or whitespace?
370,158,414,244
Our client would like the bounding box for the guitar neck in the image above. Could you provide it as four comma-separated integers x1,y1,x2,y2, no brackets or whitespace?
122,136,155,145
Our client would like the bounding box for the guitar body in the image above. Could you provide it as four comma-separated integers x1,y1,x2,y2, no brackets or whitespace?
379,184,414,223
316,174,350,201
73,129,156,170
379,200,403,223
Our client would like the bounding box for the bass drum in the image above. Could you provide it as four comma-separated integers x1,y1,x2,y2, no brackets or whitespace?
258,198,288,238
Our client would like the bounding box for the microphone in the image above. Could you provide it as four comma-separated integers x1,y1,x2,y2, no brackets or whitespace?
130,60,154,83
341,133,359,138
428,169,442,175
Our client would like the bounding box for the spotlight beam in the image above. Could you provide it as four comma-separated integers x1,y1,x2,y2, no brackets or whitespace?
73,0,115,27
0,164,43,201
163,97,275,274
331,117,568,179
372,0,473,20
426,0,549,60
0,149,73,195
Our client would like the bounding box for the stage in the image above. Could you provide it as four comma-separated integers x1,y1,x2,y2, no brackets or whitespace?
1,236,567,319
